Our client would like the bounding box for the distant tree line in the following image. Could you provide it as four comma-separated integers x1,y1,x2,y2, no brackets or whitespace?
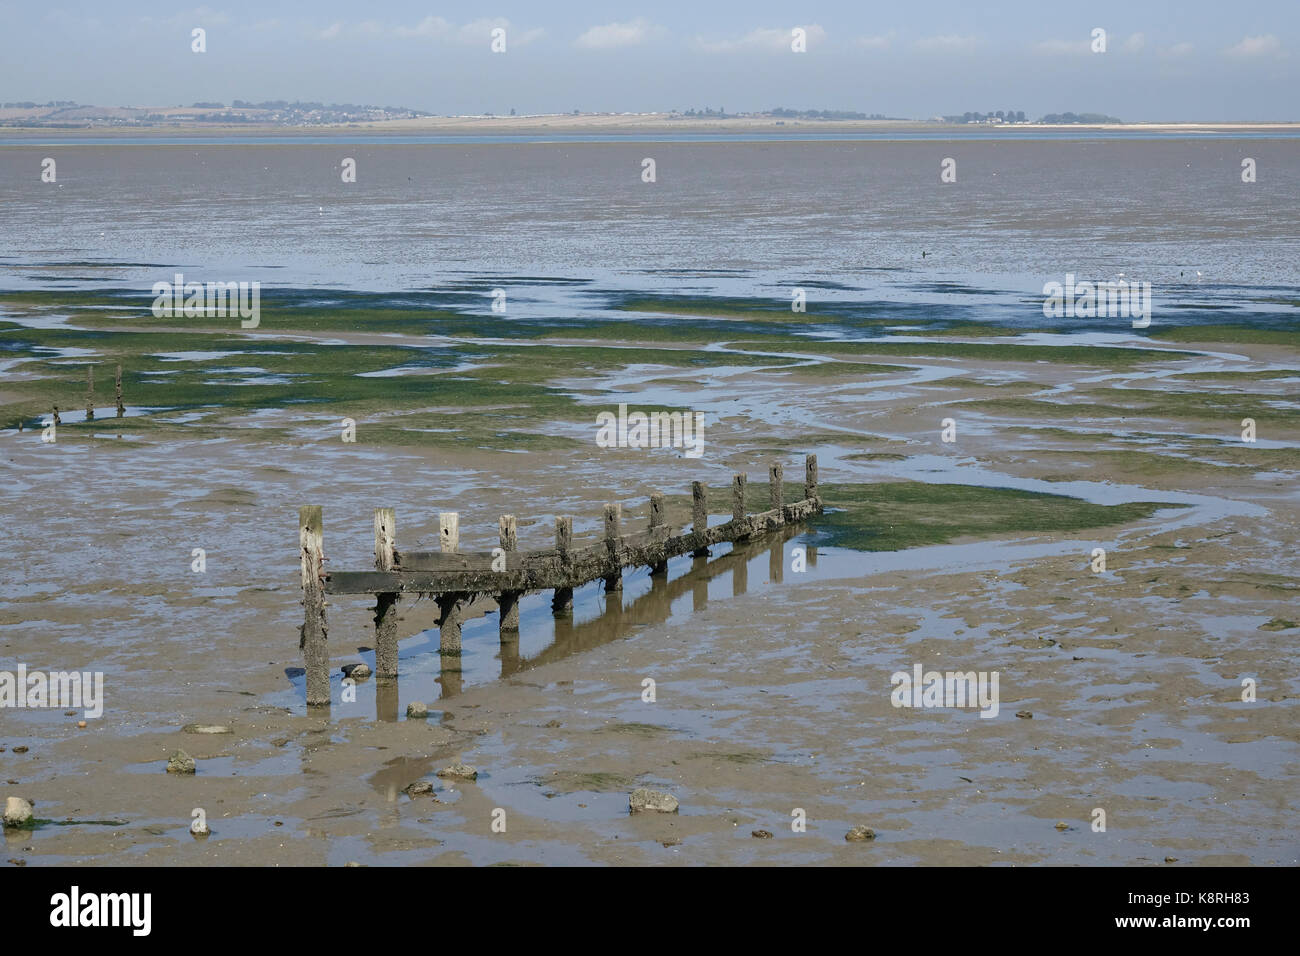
1039,111,1122,124
942,110,1026,123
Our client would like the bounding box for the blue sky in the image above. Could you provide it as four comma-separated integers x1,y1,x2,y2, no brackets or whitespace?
3,1,1296,120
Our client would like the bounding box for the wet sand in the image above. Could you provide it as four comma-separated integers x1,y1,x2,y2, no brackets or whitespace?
2,330,1297,866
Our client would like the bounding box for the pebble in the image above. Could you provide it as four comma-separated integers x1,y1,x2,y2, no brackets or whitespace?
190,818,210,838
182,724,232,735
1054,821,1069,831
63,710,76,717
165,751,196,774
436,763,478,781
752,829,774,839
405,781,434,796
77,721,87,729
629,788,678,813
845,825,876,842
1016,711,1033,719
406,702,429,719
12,746,28,754
342,662,371,681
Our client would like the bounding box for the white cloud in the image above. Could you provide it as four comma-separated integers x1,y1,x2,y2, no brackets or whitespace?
696,24,826,54
576,18,660,49
396,16,450,39
1123,32,1145,53
915,34,980,53
320,22,341,40
1225,34,1282,57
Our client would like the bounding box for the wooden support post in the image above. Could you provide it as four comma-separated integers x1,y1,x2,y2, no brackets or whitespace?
115,364,124,418
498,514,520,630
439,512,459,553
373,508,398,679
770,461,784,513
603,503,622,593
438,512,461,655
649,493,667,577
692,481,709,557
732,474,747,521
552,516,573,615
299,505,329,707
52,406,60,426
804,453,818,502
85,366,94,421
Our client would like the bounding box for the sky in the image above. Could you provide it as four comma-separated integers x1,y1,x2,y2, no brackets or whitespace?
2,1,1296,121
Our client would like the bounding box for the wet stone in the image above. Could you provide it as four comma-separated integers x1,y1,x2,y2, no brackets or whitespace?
166,751,196,774
436,763,478,781
406,702,429,719
342,662,371,681
845,825,876,842
629,788,678,813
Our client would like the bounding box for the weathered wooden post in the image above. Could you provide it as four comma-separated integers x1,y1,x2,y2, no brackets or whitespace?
498,514,520,631
649,493,667,577
437,512,462,656
52,406,61,426
804,453,818,502
115,364,124,418
603,503,622,593
552,516,574,615
85,366,94,421
299,505,329,707
770,461,784,513
373,507,399,679
692,481,709,557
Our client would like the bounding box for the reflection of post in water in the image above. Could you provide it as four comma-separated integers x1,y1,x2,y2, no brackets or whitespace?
733,549,748,597
807,544,818,568
499,627,521,678
769,539,784,585
692,554,709,612
375,677,399,722
439,648,463,699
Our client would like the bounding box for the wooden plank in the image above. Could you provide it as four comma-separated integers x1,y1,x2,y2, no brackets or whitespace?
322,505,818,595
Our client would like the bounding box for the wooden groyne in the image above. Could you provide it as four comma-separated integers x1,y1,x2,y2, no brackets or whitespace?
298,455,822,706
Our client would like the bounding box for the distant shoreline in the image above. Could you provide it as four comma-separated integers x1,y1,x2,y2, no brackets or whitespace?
2,114,1299,140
